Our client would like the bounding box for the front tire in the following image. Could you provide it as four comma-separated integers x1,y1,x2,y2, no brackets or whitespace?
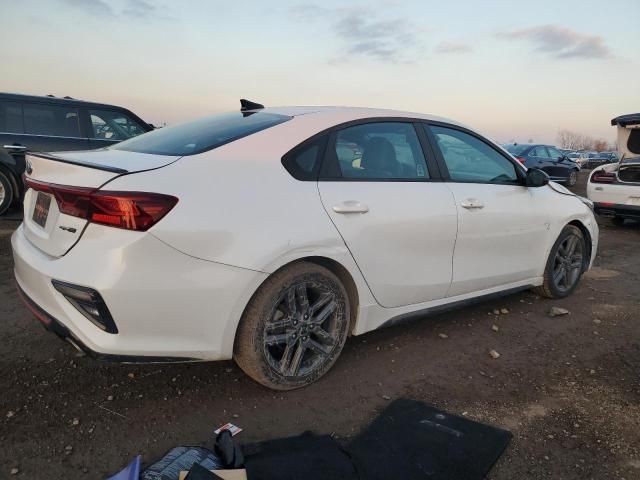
0,171,14,216
534,225,586,299
234,262,350,390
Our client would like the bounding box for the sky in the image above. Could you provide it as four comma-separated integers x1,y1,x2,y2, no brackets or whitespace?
1,0,639,144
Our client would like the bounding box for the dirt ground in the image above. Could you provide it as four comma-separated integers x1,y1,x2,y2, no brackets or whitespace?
1,171,638,479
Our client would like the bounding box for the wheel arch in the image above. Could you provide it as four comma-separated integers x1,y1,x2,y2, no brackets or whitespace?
0,163,20,200
567,219,593,270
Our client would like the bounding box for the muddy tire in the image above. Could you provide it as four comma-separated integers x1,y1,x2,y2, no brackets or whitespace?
234,262,350,390
534,225,586,299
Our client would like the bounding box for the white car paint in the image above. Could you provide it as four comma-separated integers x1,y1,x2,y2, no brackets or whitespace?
12,106,598,362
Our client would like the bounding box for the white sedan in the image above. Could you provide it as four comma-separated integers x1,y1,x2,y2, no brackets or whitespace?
13,102,598,389
587,113,640,225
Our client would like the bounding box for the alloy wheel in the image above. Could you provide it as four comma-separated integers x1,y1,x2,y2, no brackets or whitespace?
552,234,583,292
0,181,5,205
263,280,340,378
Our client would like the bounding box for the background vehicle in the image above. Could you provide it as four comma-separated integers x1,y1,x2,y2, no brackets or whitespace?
567,151,588,167
0,93,152,215
13,103,598,390
503,143,581,186
588,113,640,224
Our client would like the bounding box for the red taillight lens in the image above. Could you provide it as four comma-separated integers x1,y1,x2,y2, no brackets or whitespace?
516,156,527,164
591,172,616,183
24,179,178,231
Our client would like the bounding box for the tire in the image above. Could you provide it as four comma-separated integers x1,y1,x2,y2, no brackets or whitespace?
611,216,625,226
566,169,578,187
234,262,350,390
0,171,14,216
534,225,586,299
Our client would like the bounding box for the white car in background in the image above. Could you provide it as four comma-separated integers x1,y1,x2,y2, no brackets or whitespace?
13,101,599,389
588,114,640,225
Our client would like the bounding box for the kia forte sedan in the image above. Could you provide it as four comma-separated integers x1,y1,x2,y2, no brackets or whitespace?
12,102,599,390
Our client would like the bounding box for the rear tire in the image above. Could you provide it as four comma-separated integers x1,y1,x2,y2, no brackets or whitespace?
566,170,578,187
234,262,350,390
534,225,586,299
0,171,14,216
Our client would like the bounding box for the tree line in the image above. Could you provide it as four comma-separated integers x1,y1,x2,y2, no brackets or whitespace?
557,129,612,152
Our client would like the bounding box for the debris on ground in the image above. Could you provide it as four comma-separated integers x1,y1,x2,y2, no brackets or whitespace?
593,319,602,324
438,333,449,339
10,467,18,475
489,349,501,359
549,306,570,317
500,308,509,314
491,325,499,332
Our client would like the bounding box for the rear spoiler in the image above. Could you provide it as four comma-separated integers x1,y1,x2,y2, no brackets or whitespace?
29,152,128,174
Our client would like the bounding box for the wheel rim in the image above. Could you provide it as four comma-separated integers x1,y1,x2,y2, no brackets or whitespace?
263,280,342,378
0,181,5,205
552,234,583,292
569,171,577,185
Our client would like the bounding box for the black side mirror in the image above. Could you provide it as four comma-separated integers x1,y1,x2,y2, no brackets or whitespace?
525,168,550,187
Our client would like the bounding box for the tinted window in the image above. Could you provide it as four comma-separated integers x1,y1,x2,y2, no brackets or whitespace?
112,111,290,156
547,147,562,159
90,109,147,140
0,101,23,133
430,126,518,184
530,146,548,157
330,122,429,180
282,136,327,180
23,103,80,137
503,144,529,155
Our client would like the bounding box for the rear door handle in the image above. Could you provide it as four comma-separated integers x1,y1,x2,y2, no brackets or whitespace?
460,199,484,209
332,201,369,214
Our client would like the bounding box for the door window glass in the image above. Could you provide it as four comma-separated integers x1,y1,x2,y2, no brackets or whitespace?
0,101,23,133
430,125,518,184
547,146,562,160
530,146,549,157
23,103,80,137
331,122,429,180
90,110,147,140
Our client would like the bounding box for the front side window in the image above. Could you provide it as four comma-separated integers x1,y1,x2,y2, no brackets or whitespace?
90,110,147,141
329,122,429,180
0,101,23,133
23,103,80,137
429,125,518,184
112,111,290,156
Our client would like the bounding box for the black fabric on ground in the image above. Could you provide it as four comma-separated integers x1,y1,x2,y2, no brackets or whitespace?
184,463,224,479
346,399,512,480
243,432,358,480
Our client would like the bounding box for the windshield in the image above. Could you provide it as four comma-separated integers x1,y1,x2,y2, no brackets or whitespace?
503,144,529,155
111,111,291,156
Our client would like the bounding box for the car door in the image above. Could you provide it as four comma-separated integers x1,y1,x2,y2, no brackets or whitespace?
546,146,572,180
317,121,458,308
425,124,550,297
86,108,149,149
19,101,90,153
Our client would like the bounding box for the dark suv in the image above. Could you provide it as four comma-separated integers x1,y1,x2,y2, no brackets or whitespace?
0,93,152,215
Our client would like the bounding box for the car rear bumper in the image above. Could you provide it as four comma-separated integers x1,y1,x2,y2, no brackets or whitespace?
12,223,268,361
594,202,640,219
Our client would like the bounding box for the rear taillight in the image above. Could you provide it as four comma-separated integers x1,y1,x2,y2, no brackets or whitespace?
590,171,616,183
24,178,178,231
515,156,527,164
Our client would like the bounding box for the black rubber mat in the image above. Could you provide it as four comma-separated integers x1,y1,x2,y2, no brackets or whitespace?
346,399,512,480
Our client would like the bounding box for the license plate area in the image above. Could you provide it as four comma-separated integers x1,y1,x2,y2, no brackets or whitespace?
33,191,52,228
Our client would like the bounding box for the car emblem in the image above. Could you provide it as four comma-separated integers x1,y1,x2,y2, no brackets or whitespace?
25,160,33,175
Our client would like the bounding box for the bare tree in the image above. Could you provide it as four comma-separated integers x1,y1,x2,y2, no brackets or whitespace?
593,139,608,152
557,129,595,151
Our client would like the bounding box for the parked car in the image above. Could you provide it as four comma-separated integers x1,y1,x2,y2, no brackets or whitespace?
502,143,581,186
567,151,588,168
587,113,640,225
13,102,598,390
0,93,152,215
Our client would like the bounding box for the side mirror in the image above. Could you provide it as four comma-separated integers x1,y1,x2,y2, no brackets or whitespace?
525,168,550,187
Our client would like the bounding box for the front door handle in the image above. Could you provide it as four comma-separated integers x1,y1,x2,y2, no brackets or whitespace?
3,144,27,151
332,201,369,214
460,199,484,209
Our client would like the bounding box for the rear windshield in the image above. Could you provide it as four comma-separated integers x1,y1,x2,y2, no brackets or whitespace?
503,144,529,155
111,111,291,156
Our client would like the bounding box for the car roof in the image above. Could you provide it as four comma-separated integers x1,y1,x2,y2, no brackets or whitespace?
0,92,135,111
258,105,467,127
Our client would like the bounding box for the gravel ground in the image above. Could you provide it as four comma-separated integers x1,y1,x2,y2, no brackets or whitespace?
0,171,638,479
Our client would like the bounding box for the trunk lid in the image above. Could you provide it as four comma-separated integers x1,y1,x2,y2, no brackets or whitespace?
23,150,179,257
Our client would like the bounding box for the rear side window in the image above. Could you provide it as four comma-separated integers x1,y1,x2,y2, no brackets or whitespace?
282,135,327,180
0,101,24,133
112,111,291,156
23,103,80,137
530,146,548,157
90,109,147,140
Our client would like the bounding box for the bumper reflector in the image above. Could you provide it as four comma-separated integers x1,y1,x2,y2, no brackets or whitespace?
52,280,118,334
